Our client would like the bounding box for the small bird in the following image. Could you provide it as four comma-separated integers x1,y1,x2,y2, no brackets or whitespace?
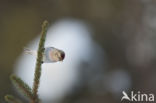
24,47,65,63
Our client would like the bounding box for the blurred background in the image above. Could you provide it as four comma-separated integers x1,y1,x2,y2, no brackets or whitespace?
1,0,156,103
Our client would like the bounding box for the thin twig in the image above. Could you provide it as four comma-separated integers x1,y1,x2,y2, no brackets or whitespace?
32,20,49,103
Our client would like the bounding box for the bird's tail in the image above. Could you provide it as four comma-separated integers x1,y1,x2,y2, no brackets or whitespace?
24,47,37,56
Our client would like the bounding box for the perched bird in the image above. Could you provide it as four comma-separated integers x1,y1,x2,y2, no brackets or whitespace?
14,19,106,103
24,47,65,63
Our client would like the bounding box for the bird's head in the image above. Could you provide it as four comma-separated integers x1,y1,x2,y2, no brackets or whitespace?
51,49,65,62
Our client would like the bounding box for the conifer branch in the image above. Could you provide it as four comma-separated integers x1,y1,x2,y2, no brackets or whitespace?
10,75,34,100
5,95,23,103
32,20,49,103
5,20,49,103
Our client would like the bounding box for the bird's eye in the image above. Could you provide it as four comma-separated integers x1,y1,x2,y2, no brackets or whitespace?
61,53,65,60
